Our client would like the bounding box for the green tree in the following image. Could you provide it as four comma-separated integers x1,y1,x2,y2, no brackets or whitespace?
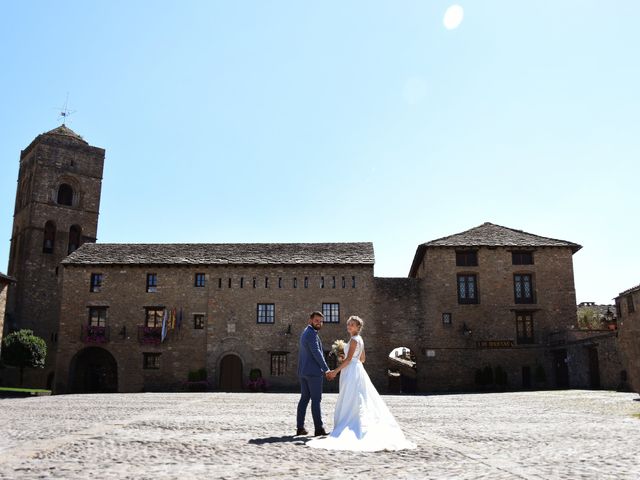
1,329,47,385
577,307,603,329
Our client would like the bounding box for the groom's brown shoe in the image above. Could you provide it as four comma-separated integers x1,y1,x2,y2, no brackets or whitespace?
296,428,309,436
314,428,329,436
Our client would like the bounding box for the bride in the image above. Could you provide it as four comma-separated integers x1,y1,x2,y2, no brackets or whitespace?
307,316,416,452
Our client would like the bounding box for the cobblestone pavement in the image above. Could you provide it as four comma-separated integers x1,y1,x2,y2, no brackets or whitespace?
0,390,638,479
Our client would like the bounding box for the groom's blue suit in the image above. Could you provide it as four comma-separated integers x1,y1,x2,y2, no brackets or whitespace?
297,325,330,431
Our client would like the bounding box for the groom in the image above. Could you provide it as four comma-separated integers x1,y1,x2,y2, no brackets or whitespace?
296,311,333,436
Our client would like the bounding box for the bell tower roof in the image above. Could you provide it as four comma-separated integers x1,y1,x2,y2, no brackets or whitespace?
43,124,88,144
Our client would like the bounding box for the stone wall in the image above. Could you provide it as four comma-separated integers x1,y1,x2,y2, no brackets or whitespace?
6,132,104,389
560,330,625,390
0,277,10,353
371,278,423,390
617,288,640,394
55,264,377,393
413,246,578,391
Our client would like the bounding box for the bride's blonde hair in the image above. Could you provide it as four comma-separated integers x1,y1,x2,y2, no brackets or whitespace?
347,315,364,333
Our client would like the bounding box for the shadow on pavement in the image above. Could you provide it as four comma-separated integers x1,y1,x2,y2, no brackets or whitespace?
249,435,309,445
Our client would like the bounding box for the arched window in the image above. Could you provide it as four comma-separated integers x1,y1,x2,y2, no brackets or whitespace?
43,221,56,254
57,184,74,206
68,225,82,254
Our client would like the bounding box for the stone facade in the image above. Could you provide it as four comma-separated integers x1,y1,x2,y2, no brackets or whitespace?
6,127,595,394
0,272,16,355
409,224,583,392
616,284,640,394
4,125,104,388
55,256,376,393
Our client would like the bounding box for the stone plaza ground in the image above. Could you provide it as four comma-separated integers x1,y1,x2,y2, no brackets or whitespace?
0,391,638,479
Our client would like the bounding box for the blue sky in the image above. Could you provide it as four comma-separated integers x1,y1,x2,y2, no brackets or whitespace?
0,1,638,303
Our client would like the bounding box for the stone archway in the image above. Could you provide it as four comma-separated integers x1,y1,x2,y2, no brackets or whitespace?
219,354,243,391
69,347,118,393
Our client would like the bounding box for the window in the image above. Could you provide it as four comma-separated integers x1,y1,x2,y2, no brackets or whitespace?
512,251,534,265
194,314,205,329
320,276,325,288
270,352,288,376
322,303,340,323
278,277,283,288
218,278,222,288
57,183,73,206
228,278,232,288
628,295,636,314
194,273,205,287
456,250,478,267
442,313,452,326
265,277,269,288
352,276,356,288
43,221,56,254
257,303,275,324
514,274,534,304
146,273,157,292
145,307,164,327
253,277,257,288
293,277,298,288
304,277,309,288
342,276,346,288
457,274,478,304
332,276,336,288
240,277,244,288
67,225,82,254
143,352,161,370
88,307,107,327
516,312,534,344
90,273,103,292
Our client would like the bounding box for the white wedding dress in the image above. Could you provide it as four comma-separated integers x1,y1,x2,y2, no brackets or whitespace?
307,335,416,452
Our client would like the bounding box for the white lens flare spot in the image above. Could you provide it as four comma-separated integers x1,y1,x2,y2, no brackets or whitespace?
443,4,464,30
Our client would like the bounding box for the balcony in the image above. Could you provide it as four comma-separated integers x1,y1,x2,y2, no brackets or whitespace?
81,325,110,344
138,326,162,345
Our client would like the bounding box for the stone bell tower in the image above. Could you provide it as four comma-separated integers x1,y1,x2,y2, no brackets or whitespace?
5,125,105,387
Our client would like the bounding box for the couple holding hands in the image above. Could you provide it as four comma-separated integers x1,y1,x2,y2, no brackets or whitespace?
296,311,415,452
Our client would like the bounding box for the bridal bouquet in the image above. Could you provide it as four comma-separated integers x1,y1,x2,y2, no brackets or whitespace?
331,339,346,362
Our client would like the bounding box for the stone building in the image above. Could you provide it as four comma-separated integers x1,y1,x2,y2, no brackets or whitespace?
0,272,16,353
55,243,377,393
4,126,589,394
616,284,640,394
4,125,105,388
408,223,584,391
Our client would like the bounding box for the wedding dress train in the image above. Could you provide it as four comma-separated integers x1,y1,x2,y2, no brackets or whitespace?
307,335,416,452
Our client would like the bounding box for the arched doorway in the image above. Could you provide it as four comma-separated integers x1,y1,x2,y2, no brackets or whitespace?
69,347,118,393
388,347,417,393
219,354,243,391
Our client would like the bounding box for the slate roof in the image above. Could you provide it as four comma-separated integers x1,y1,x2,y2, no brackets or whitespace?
617,283,640,298
44,125,87,144
409,222,582,277
0,272,16,283
62,242,375,266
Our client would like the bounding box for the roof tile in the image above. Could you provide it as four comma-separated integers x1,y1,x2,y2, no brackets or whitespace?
62,242,375,266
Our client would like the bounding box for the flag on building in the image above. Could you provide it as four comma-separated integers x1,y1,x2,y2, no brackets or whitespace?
161,309,168,342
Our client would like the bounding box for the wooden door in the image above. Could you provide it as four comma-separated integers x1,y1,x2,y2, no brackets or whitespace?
219,355,243,391
553,349,569,389
588,347,601,389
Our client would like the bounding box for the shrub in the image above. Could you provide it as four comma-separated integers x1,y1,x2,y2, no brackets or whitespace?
474,368,484,386
534,364,547,384
188,368,207,382
494,366,508,388
1,329,47,385
482,365,494,385
247,368,268,392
